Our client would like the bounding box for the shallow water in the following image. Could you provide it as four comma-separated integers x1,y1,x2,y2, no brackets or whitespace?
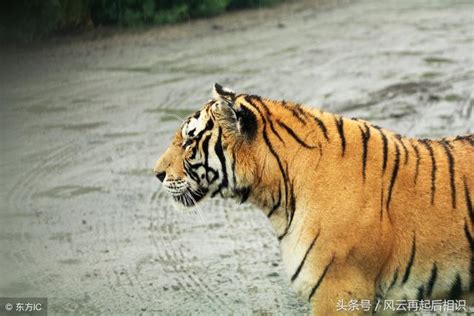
0,0,473,314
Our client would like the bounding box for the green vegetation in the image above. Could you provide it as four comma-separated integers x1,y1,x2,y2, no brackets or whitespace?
0,0,284,43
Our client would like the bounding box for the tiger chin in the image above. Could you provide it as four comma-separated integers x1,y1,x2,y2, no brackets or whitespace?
154,83,474,315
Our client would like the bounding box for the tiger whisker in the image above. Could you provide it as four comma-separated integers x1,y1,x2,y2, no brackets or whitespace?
187,188,208,220
166,113,187,124
170,196,185,212
186,191,206,224
194,187,207,195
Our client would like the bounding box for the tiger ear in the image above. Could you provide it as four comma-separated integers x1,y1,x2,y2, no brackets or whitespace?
213,83,235,103
211,83,257,141
211,84,239,135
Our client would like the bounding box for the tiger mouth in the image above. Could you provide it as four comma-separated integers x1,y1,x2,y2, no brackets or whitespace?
171,188,208,207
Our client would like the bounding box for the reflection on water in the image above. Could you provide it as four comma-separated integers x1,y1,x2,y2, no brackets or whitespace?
0,0,473,314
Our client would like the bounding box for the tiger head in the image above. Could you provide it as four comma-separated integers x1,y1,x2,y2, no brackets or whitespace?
153,84,259,207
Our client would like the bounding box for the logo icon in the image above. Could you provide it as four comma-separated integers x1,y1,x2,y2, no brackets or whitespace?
4,303,13,311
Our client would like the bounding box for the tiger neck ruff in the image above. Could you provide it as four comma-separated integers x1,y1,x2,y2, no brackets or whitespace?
154,84,474,315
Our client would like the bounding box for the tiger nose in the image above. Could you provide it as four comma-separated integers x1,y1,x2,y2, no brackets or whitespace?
156,171,166,182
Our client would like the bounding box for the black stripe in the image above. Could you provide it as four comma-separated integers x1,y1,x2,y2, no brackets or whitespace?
464,178,473,226
454,135,474,146
426,263,438,297
214,127,228,195
194,119,214,140
282,100,306,125
277,120,317,149
294,104,309,121
184,161,200,183
287,178,297,227
412,142,420,185
236,104,258,141
235,186,251,203
251,97,290,204
419,139,437,205
359,123,371,182
268,185,281,218
256,97,285,144
465,221,474,250
440,140,457,209
269,120,284,144
375,126,388,174
466,136,474,146
402,235,416,284
442,138,454,149
192,111,201,119
388,268,398,290
334,116,346,156
396,135,409,165
231,150,237,188
417,286,425,300
291,230,321,282
187,128,196,137
202,134,211,179
449,273,462,299
308,256,335,301
279,177,296,240
245,96,290,220
189,144,198,159
250,95,284,144
313,116,329,142
386,141,400,211
211,187,221,198
471,256,474,292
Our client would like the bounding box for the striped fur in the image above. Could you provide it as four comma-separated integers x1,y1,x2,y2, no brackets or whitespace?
154,84,474,315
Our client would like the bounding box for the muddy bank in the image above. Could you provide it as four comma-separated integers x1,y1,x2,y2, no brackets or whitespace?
0,0,473,314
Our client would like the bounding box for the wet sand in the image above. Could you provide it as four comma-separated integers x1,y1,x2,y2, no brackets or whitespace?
0,0,473,314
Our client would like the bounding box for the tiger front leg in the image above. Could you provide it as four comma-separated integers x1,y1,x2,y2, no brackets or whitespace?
308,264,376,316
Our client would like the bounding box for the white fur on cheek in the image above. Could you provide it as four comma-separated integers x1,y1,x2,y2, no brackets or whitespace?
187,118,198,133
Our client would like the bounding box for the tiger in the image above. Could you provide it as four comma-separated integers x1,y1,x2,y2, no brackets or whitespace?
153,83,473,315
